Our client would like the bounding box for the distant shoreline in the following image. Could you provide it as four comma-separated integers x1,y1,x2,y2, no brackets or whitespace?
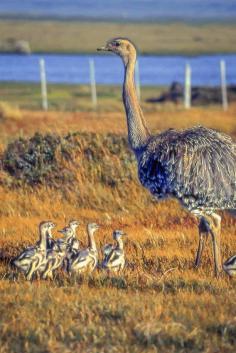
0,19,235,55
0,15,236,25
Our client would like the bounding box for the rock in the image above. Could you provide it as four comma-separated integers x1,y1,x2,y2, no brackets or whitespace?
14,40,31,54
0,38,31,54
146,82,236,105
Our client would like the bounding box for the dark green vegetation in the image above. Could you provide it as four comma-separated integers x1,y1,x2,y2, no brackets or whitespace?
2,132,134,191
3,133,69,186
0,20,236,54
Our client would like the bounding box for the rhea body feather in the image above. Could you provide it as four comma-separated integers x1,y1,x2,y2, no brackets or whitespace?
138,126,236,212
119,38,236,213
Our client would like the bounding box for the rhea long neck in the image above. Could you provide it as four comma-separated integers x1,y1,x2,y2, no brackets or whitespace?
70,225,77,237
39,227,47,250
115,237,124,251
88,228,97,251
122,53,150,154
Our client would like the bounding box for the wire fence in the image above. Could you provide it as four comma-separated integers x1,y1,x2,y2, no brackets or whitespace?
0,54,233,111
38,57,229,111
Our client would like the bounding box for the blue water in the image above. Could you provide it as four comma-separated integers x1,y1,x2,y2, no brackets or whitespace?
0,0,236,21
0,53,235,86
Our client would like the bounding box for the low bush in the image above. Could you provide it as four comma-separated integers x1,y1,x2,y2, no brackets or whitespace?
1,131,136,188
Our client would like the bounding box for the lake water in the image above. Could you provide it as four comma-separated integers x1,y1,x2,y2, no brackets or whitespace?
0,0,235,21
0,53,236,86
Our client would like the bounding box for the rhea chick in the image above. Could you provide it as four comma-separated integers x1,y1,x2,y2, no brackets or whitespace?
67,220,80,251
223,255,236,277
13,221,55,281
57,220,80,250
102,230,126,272
68,220,80,235
41,227,78,279
69,223,99,273
59,225,80,271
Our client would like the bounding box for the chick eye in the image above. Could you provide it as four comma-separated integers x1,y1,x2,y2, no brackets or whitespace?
114,42,120,47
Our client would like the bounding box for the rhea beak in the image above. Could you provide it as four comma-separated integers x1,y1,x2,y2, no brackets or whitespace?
97,45,109,52
71,222,80,227
58,230,65,234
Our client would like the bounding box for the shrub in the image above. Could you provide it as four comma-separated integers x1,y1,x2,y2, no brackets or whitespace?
1,131,136,188
2,132,72,186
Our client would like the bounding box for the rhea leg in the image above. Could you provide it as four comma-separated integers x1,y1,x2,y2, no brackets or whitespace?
211,213,222,276
195,217,209,268
26,260,38,281
203,213,222,277
42,260,53,280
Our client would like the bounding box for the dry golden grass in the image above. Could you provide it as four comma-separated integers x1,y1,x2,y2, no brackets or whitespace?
0,102,236,352
1,101,236,142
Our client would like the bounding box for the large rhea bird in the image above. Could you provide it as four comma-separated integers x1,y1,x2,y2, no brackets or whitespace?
98,38,236,276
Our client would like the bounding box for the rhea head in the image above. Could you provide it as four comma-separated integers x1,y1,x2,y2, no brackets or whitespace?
58,226,74,239
97,38,137,65
113,230,127,240
69,220,80,232
39,221,56,237
87,223,100,234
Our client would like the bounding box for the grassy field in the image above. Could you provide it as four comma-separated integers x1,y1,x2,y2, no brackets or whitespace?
1,81,235,115
0,98,236,352
0,19,236,54
0,82,167,112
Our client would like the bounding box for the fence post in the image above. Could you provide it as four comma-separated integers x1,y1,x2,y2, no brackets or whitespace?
135,60,141,101
89,59,97,109
220,60,228,111
39,58,48,111
184,63,191,109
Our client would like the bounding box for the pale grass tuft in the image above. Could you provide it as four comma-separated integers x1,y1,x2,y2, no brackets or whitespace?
0,101,22,121
134,321,204,350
